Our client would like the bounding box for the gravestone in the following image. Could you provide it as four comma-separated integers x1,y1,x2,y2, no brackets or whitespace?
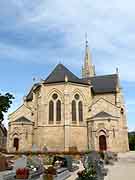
14,155,27,170
42,145,48,152
83,151,100,168
44,156,71,180
104,151,116,165
64,155,73,171
32,144,40,152
95,160,106,180
105,152,113,159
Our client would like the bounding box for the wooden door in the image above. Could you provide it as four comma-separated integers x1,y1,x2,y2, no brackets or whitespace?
99,135,107,151
13,138,19,151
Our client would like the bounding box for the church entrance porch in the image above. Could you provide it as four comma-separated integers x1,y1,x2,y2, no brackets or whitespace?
99,135,107,151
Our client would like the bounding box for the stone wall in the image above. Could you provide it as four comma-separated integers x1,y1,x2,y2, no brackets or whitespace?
70,126,87,151
33,126,65,151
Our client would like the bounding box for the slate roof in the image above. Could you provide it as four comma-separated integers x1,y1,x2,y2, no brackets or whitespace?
82,74,118,93
26,83,41,101
25,64,118,101
44,64,88,85
45,64,118,93
90,111,118,119
91,74,118,93
14,117,32,123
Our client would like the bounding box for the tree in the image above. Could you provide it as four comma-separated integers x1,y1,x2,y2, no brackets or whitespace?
0,92,14,123
128,132,135,150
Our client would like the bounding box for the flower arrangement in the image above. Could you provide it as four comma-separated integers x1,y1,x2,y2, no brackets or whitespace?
43,166,56,180
16,168,29,179
44,166,56,175
76,164,97,180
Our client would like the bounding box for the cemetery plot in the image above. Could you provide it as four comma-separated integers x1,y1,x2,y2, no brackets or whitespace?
1,154,44,180
76,151,108,180
43,155,72,180
0,151,118,180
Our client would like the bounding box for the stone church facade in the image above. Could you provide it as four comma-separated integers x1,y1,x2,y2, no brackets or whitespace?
7,41,129,152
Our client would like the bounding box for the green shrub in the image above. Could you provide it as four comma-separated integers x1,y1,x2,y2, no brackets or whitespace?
128,133,135,150
76,164,97,180
85,149,92,154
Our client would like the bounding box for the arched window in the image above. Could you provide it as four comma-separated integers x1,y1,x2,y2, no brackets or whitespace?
48,93,62,124
79,101,83,121
72,100,76,122
72,93,84,123
56,100,61,122
49,100,54,123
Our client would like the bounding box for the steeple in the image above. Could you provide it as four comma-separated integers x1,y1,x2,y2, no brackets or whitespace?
82,33,95,78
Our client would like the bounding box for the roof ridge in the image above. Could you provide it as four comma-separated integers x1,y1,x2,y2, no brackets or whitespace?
81,73,117,80
90,74,118,79
89,97,118,109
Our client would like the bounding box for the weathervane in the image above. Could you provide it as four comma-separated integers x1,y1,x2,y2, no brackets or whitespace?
32,77,36,83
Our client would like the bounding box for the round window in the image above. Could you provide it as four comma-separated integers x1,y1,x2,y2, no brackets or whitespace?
74,94,80,100
52,93,58,100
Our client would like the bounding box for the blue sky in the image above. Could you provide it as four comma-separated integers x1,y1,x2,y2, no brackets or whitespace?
0,0,135,131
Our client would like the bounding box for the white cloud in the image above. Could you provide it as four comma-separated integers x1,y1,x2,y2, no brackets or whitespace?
1,0,135,82
1,0,135,132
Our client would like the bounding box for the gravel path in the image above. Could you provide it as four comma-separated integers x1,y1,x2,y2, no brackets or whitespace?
105,151,135,180
68,151,135,180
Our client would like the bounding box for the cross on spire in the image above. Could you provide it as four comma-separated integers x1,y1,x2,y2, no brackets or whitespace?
85,32,88,48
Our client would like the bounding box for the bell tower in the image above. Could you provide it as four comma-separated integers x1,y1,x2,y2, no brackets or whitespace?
82,34,95,78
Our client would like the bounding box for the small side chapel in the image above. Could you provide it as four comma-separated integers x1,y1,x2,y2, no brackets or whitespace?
7,40,129,152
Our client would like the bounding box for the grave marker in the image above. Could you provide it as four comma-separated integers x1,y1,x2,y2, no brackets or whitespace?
14,155,27,170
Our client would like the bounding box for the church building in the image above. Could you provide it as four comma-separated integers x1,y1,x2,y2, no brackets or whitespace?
7,40,129,152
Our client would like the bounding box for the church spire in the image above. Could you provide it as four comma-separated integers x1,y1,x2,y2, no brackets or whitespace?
82,33,95,78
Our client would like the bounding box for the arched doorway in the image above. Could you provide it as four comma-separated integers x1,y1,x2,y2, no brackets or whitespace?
13,138,19,151
99,135,107,151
